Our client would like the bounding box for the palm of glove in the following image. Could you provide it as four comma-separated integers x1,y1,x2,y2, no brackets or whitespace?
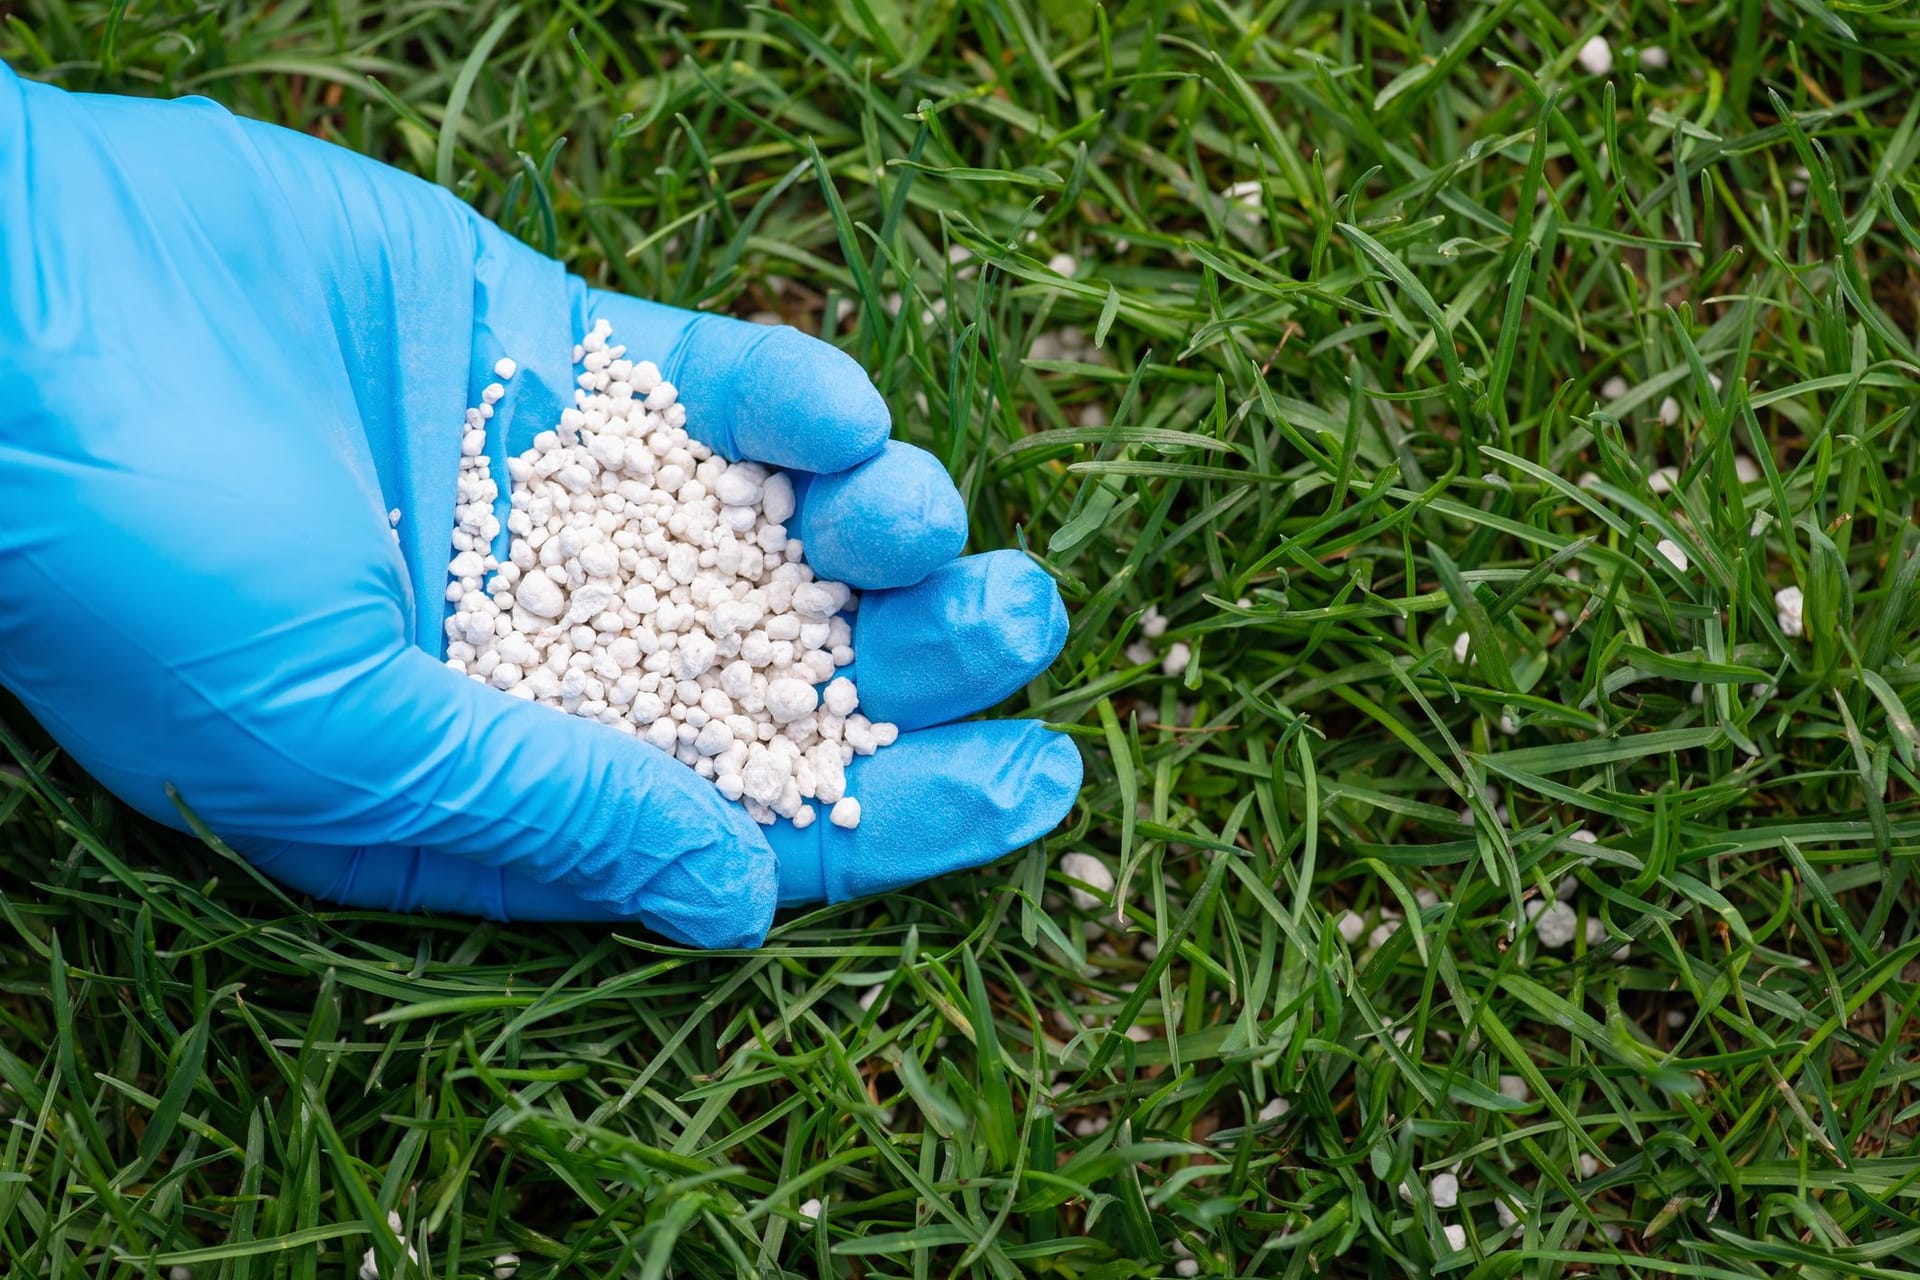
0,67,1080,947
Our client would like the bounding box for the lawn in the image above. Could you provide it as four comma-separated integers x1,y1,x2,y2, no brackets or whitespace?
6,0,1920,1275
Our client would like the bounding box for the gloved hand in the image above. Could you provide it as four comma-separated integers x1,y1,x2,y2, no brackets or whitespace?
0,64,1081,947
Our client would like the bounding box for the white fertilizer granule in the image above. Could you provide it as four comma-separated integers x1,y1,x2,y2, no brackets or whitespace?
1575,35,1613,75
1430,1171,1459,1209
1774,584,1804,637
1333,909,1366,944
358,1212,418,1280
1059,851,1114,911
443,319,896,827
1526,898,1578,949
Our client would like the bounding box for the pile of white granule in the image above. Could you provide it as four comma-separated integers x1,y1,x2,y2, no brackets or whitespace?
439,320,896,829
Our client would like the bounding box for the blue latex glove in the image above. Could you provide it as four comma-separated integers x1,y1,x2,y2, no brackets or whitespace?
0,65,1081,947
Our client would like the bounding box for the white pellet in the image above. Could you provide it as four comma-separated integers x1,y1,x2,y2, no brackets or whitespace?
1224,179,1263,207
1654,539,1689,572
766,677,818,723
494,357,517,380
830,797,861,828
492,1256,520,1280
1162,641,1192,678
1431,1172,1459,1209
515,571,565,618
1775,584,1804,637
1658,395,1680,425
358,1211,417,1280
798,1197,822,1221
1576,35,1612,75
761,472,796,524
1526,898,1578,948
1599,375,1628,401
1442,1223,1468,1251
822,676,859,717
1059,851,1114,910
1333,909,1366,944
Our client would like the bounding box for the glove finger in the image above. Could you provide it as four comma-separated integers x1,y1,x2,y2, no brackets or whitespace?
580,289,890,475
788,440,967,590
848,550,1068,731
766,719,1082,907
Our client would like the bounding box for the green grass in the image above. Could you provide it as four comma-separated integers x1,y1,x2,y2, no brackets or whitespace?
8,0,1920,1275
